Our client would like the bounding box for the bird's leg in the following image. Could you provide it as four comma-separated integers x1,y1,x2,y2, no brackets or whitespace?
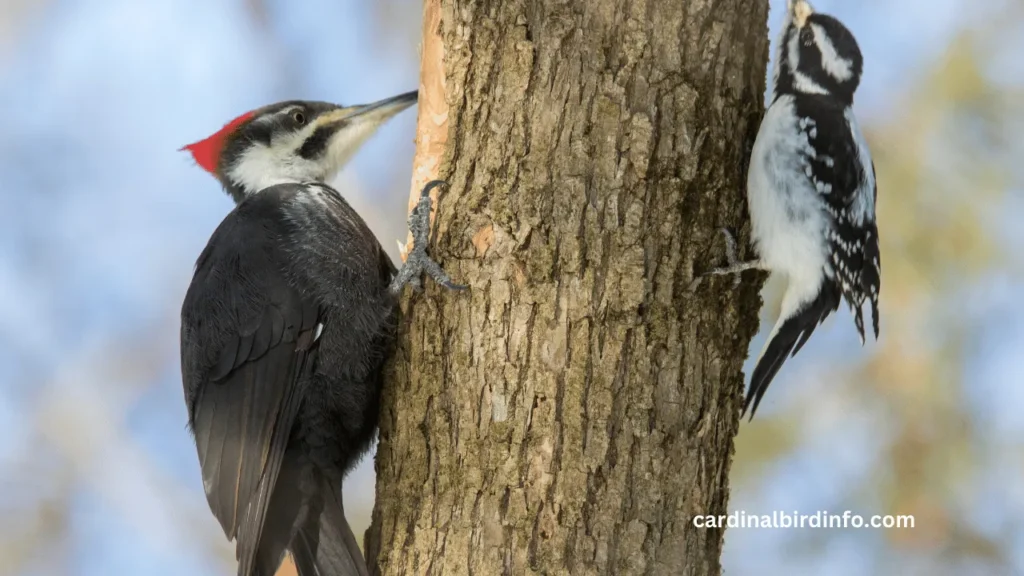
706,228,762,275
687,228,765,291
388,180,469,296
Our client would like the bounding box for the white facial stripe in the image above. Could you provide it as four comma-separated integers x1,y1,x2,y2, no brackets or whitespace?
321,119,379,182
787,27,801,77
782,14,833,96
226,105,407,196
786,29,825,95
251,106,301,127
810,23,853,82
226,121,324,194
793,72,828,95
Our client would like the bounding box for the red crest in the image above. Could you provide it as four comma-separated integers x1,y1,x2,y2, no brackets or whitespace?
181,111,255,173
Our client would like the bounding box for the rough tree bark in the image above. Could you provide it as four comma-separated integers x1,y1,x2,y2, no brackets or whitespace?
367,0,769,574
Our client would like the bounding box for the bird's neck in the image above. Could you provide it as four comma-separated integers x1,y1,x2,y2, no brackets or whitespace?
223,174,332,205
773,70,855,108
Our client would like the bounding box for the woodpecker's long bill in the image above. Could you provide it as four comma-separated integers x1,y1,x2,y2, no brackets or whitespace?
699,0,880,418
179,91,463,576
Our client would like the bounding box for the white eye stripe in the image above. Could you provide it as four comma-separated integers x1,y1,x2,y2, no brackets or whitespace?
810,23,854,82
253,106,304,126
787,27,802,72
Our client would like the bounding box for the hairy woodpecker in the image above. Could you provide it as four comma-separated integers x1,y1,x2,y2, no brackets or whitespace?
179,92,464,576
696,0,880,418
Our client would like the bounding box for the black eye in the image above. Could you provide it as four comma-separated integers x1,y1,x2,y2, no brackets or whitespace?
801,28,813,47
292,111,306,125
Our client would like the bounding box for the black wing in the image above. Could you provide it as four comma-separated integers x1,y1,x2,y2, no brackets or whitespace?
181,199,321,575
797,95,881,342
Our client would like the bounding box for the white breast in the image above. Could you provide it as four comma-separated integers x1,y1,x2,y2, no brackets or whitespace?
746,95,829,289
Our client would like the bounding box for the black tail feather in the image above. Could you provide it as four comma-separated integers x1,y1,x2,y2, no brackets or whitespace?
249,451,305,576
246,454,368,576
744,282,841,419
289,476,369,576
864,222,881,340
870,294,880,338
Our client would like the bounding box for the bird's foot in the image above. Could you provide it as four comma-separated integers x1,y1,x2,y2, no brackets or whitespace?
388,180,469,296
687,228,762,291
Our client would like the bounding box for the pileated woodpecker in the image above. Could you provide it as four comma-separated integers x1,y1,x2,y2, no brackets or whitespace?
179,91,463,576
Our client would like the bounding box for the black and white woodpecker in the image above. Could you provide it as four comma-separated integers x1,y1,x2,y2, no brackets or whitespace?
179,91,464,576
695,0,880,418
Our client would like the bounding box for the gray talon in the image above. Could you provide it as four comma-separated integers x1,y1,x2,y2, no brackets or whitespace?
718,228,744,289
389,180,469,296
687,227,761,292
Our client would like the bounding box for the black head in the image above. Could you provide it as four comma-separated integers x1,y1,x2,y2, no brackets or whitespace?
772,0,863,105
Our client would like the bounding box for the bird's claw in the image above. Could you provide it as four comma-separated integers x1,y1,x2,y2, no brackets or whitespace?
388,180,469,296
687,228,756,292
718,228,745,290
719,228,739,266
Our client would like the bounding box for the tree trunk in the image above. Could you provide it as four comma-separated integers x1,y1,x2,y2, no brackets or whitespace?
367,0,770,574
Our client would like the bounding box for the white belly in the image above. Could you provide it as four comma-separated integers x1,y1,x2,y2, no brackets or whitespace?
746,96,829,288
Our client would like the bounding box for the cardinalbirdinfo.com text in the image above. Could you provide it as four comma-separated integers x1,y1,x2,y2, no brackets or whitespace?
693,510,915,529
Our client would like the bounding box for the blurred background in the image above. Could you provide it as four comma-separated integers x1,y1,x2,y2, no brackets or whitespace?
0,0,1019,574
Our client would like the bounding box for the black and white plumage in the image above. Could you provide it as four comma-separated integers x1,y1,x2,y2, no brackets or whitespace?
699,0,880,418
180,94,463,576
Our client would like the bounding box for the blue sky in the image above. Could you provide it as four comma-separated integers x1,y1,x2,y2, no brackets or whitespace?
0,0,1019,574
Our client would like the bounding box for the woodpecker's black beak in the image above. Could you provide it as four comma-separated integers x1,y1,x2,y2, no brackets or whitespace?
345,91,419,122
311,91,418,134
